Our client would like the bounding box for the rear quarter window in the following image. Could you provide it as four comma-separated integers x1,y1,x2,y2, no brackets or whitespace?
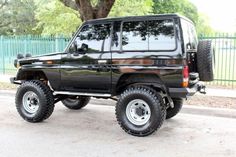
181,19,198,51
148,19,176,50
120,19,176,51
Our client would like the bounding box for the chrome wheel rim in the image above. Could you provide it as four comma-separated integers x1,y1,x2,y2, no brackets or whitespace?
22,91,39,114
126,99,151,126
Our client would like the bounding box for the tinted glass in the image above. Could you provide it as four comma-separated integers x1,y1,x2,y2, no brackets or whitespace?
111,21,121,51
121,20,175,51
122,21,148,51
74,23,111,52
189,24,198,49
148,20,175,50
181,19,198,50
181,20,190,51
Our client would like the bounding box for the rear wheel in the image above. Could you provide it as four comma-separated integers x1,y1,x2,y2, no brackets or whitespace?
116,85,166,137
62,97,90,110
166,98,183,119
15,80,55,123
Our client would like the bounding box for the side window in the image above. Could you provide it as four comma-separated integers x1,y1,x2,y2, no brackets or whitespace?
74,23,111,52
148,20,175,50
120,19,176,51
189,24,198,49
111,21,121,51
181,19,198,50
122,21,148,51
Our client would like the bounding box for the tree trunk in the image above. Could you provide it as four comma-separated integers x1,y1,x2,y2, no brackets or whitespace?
59,0,115,21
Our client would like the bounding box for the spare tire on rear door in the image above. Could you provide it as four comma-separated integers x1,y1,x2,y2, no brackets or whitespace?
197,40,214,81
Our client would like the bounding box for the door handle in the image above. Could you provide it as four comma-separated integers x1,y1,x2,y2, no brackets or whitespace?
98,60,107,64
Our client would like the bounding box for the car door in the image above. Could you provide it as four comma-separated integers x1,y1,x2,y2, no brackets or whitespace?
60,22,112,93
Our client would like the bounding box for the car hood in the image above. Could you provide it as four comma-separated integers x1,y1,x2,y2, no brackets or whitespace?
17,52,63,66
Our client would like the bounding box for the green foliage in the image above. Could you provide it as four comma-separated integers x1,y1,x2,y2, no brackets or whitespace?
109,0,153,17
35,0,81,36
35,0,153,35
0,0,40,35
152,0,214,35
0,0,214,36
152,0,198,23
196,13,214,35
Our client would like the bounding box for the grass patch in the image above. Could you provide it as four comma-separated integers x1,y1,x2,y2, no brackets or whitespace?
0,82,17,90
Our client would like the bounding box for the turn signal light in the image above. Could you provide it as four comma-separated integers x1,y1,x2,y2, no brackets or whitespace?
182,79,189,87
46,60,53,64
16,61,21,69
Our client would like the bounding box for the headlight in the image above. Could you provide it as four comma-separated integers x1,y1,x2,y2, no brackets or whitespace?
16,61,21,69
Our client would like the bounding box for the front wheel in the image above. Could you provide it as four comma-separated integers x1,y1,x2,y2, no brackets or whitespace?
62,97,90,110
116,86,166,137
15,80,55,123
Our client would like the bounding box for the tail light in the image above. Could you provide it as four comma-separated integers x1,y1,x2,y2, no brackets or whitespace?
182,66,189,87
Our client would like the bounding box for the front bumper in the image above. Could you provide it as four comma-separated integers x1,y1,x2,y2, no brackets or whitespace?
10,77,21,85
168,82,206,98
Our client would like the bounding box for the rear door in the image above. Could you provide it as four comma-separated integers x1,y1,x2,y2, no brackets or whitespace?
181,19,198,72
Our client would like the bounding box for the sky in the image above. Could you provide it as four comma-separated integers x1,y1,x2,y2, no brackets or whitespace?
190,0,236,32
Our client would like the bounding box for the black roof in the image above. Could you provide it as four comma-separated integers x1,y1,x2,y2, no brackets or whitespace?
85,13,193,24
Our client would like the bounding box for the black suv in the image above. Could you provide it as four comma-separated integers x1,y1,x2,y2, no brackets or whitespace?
11,14,214,136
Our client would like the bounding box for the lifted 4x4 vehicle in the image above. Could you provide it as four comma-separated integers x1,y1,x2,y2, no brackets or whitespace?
11,14,214,137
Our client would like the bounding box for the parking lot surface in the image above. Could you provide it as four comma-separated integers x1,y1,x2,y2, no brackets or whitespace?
0,93,236,157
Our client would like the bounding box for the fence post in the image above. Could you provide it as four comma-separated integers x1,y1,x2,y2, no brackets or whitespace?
24,35,30,54
0,36,2,74
55,35,64,52
0,36,5,74
55,36,59,52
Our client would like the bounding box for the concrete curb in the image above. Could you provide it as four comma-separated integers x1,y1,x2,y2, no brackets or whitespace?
196,88,236,98
1,89,236,119
0,90,16,96
181,105,236,119
0,75,12,83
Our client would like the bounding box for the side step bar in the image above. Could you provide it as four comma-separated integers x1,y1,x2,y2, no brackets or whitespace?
54,91,111,97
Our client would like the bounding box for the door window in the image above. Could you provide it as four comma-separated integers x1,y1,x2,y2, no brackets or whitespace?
73,23,111,53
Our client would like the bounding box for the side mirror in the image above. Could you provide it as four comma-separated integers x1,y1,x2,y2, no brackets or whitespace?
69,42,88,55
78,43,88,54
69,41,77,53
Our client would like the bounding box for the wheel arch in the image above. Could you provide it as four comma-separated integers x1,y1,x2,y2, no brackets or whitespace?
16,69,48,81
114,73,167,95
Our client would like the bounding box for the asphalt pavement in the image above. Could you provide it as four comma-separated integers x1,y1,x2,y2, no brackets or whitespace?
0,92,236,157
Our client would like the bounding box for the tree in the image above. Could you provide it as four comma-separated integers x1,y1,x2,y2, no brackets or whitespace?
35,0,153,35
152,0,198,24
0,0,9,30
196,13,214,35
35,0,81,36
0,0,40,35
59,0,116,21
152,0,214,35
109,0,153,17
